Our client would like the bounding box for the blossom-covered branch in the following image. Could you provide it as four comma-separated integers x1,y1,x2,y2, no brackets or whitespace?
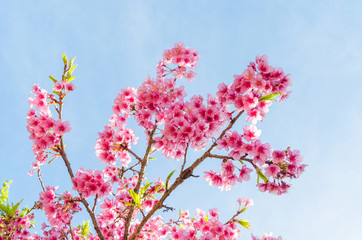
19,43,305,239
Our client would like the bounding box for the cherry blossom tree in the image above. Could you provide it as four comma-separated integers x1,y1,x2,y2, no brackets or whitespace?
0,43,305,240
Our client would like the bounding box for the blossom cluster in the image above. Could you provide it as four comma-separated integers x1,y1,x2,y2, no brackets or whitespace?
53,80,76,93
39,186,81,228
95,126,138,166
159,42,200,82
95,88,138,166
211,129,306,194
256,149,306,195
72,168,112,199
154,95,230,160
216,55,292,122
26,84,72,173
168,208,239,240
198,55,305,195
204,160,253,191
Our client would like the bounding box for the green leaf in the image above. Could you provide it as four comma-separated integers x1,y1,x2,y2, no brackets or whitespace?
149,157,156,160
48,75,57,83
166,170,176,187
62,53,68,65
69,65,77,75
20,206,29,217
140,182,152,199
67,76,76,82
53,90,60,95
128,189,140,208
260,92,283,102
257,171,268,183
68,57,76,69
78,220,90,237
0,203,9,214
9,199,23,216
239,205,248,214
237,219,252,230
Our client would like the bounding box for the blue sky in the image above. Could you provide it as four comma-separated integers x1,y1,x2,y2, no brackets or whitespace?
1,1,361,239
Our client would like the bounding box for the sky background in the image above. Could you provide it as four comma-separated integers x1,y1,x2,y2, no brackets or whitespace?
1,1,362,239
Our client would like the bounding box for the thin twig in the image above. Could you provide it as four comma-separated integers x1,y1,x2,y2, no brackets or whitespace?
208,154,253,163
225,210,243,225
121,144,143,162
26,201,39,215
92,194,98,212
69,219,75,240
59,139,104,240
208,153,259,171
180,143,189,174
37,167,46,192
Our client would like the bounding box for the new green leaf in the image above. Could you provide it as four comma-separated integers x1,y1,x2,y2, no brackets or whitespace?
48,75,57,83
128,189,140,208
8,199,23,216
260,92,283,102
62,53,68,65
166,170,176,187
257,170,269,183
140,182,152,197
237,219,252,230
0,203,9,214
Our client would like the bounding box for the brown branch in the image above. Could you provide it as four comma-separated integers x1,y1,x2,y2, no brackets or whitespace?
225,210,243,225
208,154,254,164
121,144,143,163
59,139,105,240
123,124,158,240
68,219,75,240
37,167,46,192
208,153,262,177
56,77,105,240
119,161,142,179
92,194,98,212
25,201,40,216
180,142,189,174
129,110,244,240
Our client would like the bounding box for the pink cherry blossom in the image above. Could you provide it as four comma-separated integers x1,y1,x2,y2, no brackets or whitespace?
243,124,261,142
53,119,71,135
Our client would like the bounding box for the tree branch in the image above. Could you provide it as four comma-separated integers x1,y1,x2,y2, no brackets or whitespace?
121,144,143,163
56,79,105,240
37,167,46,192
123,123,158,240
92,194,98,212
180,142,189,175
59,138,105,240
